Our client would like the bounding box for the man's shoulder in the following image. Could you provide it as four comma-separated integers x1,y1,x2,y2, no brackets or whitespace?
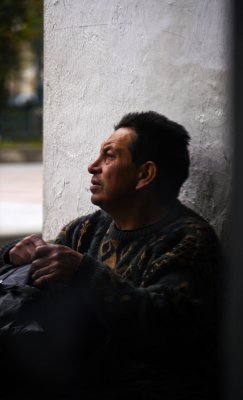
166,200,219,242
71,209,111,228
55,210,111,246
77,210,112,236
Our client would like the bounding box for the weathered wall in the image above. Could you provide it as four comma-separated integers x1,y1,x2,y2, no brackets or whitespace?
43,0,231,241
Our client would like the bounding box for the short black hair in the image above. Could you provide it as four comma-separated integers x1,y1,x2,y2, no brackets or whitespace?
114,111,190,202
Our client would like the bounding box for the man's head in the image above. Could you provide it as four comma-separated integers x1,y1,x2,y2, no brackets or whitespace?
88,127,139,212
88,111,190,212
115,111,190,202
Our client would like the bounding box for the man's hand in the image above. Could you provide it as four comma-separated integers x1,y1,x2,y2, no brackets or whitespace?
9,234,46,266
31,244,83,287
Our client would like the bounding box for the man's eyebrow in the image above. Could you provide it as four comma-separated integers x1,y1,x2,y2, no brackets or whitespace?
102,141,116,150
101,139,112,147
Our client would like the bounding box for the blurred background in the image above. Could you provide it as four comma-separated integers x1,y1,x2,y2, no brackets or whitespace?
0,0,43,246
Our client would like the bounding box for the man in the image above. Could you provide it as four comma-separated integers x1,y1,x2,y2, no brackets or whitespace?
0,111,220,399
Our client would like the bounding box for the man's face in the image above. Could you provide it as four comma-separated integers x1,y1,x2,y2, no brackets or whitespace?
88,128,140,212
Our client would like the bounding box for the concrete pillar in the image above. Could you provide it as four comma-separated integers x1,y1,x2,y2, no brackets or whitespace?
43,0,231,241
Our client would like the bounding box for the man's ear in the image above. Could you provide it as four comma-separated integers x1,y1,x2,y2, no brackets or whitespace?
136,161,157,190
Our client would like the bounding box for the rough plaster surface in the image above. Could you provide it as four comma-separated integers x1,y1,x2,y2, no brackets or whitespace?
43,0,231,242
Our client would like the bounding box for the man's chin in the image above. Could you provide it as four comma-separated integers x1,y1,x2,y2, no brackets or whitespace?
90,194,103,207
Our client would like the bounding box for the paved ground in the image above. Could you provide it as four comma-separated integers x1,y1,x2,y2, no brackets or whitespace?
0,163,43,245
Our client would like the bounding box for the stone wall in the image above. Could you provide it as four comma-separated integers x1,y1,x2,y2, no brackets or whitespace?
43,0,231,242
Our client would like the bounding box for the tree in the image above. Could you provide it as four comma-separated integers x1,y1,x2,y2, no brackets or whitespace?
0,0,43,108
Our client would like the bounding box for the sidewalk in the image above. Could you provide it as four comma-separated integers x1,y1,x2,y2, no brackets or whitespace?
0,147,42,163
0,163,43,247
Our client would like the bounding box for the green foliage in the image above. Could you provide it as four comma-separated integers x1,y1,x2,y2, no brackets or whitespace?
0,0,43,107
0,138,42,149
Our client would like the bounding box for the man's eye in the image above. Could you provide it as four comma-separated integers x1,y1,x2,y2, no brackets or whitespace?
104,151,114,159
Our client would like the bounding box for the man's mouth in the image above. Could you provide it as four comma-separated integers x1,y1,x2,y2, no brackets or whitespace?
90,178,102,192
91,177,101,185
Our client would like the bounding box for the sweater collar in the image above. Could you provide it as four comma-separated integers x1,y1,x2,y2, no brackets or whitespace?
106,199,184,242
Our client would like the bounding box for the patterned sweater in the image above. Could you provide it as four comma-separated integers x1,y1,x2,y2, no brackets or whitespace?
0,200,221,398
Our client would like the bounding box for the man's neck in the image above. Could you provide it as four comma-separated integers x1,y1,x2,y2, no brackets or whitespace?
110,200,172,231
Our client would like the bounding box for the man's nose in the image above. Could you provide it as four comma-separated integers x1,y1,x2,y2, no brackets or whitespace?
88,157,101,174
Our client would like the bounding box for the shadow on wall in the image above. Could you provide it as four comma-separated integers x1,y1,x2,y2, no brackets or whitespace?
180,150,231,245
